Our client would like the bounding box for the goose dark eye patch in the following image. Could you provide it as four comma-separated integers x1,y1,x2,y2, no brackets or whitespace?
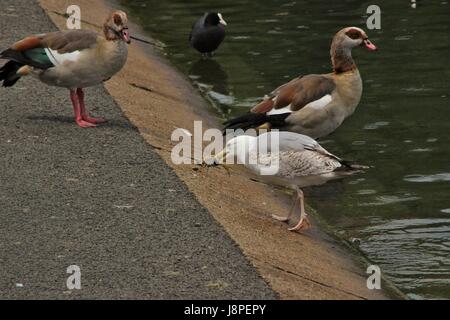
346,30,361,39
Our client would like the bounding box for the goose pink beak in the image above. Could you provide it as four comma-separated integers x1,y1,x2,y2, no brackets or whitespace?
364,39,377,51
122,28,131,44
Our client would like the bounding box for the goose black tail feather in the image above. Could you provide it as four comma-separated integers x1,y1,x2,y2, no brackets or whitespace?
223,112,290,134
0,60,24,87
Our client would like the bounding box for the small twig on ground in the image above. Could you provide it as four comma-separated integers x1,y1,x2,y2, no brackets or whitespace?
130,83,153,92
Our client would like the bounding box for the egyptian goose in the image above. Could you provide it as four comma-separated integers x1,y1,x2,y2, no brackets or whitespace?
0,10,130,128
223,27,377,139
214,131,365,231
189,12,227,57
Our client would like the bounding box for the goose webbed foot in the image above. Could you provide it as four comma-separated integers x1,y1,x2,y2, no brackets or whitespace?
71,88,107,128
70,90,95,128
82,116,107,125
75,119,97,128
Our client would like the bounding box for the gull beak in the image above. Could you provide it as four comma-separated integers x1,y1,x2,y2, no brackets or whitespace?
218,13,227,26
214,149,227,164
363,38,377,51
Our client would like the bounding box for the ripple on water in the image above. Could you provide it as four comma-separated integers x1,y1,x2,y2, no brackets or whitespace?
281,1,297,7
158,15,173,21
395,35,413,41
256,19,279,23
363,121,390,130
404,173,450,183
208,91,235,106
357,189,377,195
231,36,251,40
360,218,450,296
401,87,433,92
237,97,262,108
359,195,420,206
409,148,433,153
348,178,365,185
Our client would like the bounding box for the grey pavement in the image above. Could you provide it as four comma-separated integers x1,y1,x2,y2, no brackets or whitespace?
0,0,275,299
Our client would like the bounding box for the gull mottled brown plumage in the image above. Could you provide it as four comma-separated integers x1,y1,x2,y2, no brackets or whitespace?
214,131,365,231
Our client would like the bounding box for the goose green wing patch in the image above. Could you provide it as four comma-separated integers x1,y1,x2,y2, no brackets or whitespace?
23,48,55,69
0,48,55,69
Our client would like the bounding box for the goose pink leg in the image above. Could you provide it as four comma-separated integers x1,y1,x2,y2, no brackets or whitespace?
70,90,97,128
76,88,107,125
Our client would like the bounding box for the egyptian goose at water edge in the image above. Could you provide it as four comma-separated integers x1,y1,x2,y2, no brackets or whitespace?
189,12,227,57
0,10,130,128
223,27,377,139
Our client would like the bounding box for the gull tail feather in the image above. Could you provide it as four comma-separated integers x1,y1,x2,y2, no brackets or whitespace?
335,160,370,174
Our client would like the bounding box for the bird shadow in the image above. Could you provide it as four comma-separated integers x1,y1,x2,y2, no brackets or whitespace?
189,58,229,95
26,115,137,130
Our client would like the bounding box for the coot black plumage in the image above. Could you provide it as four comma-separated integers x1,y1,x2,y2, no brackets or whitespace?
189,12,227,57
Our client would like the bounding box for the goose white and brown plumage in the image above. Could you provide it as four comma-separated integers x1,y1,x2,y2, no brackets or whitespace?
0,10,130,128
214,132,365,231
224,27,377,139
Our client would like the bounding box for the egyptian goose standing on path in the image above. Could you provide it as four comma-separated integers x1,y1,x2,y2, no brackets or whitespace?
223,27,377,139
0,11,130,128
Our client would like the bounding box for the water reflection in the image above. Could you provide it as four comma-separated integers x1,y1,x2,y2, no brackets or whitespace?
189,58,231,114
404,173,450,183
359,195,421,207
189,58,229,95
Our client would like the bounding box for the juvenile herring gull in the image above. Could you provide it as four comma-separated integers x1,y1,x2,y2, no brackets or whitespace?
214,131,365,231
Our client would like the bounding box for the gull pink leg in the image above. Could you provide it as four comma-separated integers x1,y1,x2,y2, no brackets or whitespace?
288,188,311,232
70,90,96,128
77,88,106,124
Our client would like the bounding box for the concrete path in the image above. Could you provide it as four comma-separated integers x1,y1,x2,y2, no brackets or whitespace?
0,0,275,299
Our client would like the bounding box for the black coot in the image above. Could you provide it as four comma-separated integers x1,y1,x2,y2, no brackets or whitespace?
189,12,227,57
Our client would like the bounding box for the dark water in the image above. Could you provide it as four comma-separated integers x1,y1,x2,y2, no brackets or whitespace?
120,0,450,299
